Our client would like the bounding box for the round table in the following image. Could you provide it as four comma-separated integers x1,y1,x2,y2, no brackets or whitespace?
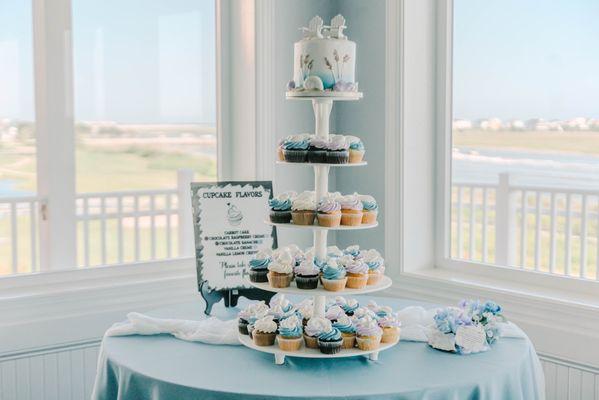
92,296,544,400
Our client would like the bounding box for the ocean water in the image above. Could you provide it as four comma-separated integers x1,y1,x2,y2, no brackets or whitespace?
0,180,33,197
453,147,599,191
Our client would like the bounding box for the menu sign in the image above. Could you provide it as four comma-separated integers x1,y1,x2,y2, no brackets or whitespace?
191,181,276,292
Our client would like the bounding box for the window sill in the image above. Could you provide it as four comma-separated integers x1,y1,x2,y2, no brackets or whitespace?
387,267,599,368
0,258,199,357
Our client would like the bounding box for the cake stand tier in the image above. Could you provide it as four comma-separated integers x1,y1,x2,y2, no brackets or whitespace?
276,161,367,167
247,275,392,296
286,91,363,101
239,334,398,364
264,220,378,231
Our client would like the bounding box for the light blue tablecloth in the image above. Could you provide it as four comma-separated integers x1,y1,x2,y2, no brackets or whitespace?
92,296,544,400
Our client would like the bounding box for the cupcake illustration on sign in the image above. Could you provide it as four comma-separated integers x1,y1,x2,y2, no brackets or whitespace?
226,203,243,226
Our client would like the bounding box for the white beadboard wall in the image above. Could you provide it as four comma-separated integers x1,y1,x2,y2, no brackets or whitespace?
0,342,100,400
0,345,597,400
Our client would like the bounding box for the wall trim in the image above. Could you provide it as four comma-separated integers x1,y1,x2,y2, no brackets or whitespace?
384,0,404,278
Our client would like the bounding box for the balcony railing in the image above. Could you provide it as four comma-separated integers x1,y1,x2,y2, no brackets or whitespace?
0,169,195,275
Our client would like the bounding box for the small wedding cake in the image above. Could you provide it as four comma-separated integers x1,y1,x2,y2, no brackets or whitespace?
288,15,358,93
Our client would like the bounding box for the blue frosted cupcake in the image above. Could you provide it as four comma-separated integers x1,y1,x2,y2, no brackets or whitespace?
321,259,347,292
333,315,357,348
346,135,365,163
283,134,311,163
269,192,295,223
318,327,343,354
249,249,271,283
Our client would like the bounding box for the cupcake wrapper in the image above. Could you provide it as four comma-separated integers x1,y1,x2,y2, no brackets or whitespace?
267,271,293,288
238,320,249,335
270,210,292,223
341,211,364,226
277,335,303,351
346,273,368,289
291,210,316,225
326,150,349,164
284,149,308,163
381,327,401,343
249,269,269,283
367,272,383,286
356,335,381,351
307,149,327,163
253,331,276,346
362,210,378,225
317,212,342,227
321,277,348,292
318,338,343,354
295,275,319,289
349,149,365,163
277,147,285,161
303,334,319,349
248,325,255,339
341,333,357,349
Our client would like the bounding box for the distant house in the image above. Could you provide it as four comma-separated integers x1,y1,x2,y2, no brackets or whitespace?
476,118,502,131
452,119,473,131
507,120,525,131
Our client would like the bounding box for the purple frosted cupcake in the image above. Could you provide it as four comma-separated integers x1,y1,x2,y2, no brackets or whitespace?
308,136,329,163
325,135,349,164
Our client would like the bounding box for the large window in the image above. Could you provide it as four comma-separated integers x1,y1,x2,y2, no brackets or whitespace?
450,0,599,280
0,0,216,275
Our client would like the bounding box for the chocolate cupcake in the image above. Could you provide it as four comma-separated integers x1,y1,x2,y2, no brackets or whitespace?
294,257,320,289
318,327,343,354
269,192,295,223
307,136,328,163
248,249,271,283
325,135,349,164
283,135,310,162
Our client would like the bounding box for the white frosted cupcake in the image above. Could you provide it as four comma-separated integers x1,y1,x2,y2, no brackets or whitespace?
304,317,332,349
252,316,278,346
267,250,294,288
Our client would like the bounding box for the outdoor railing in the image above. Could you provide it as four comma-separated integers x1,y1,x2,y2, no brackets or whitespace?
452,172,599,280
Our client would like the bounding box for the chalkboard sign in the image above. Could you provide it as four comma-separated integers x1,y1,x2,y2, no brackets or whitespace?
191,181,277,314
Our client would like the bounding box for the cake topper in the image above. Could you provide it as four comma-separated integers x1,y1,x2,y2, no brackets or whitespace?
300,15,324,39
330,15,347,39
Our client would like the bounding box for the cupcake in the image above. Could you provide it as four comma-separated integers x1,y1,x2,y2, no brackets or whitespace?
339,195,364,226
343,245,362,258
277,315,304,351
358,194,378,225
339,255,369,289
248,249,271,283
351,306,377,322
283,134,311,162
269,192,295,223
285,244,305,267
333,315,357,349
304,317,331,349
316,197,342,227
238,306,252,335
294,257,320,289
291,191,317,225
277,136,291,161
296,299,314,326
325,305,345,322
321,259,347,292
307,136,329,163
355,316,383,351
378,313,402,344
245,302,270,338
363,250,385,285
267,250,294,288
327,245,344,259
318,327,343,354
325,135,349,164
335,296,359,316
346,136,365,163
252,316,278,346
269,295,295,321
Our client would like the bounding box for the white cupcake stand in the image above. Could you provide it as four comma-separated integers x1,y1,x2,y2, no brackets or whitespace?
239,91,398,365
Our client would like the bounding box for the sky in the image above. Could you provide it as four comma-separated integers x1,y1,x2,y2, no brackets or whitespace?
454,0,599,121
0,0,215,124
1,1,598,123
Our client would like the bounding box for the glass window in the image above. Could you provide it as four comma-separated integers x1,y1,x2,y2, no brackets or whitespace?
0,0,37,274
451,0,599,279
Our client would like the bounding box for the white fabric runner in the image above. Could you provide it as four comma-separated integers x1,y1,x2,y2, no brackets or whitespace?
105,306,525,344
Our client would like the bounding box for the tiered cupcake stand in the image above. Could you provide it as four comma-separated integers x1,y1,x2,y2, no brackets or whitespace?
239,90,397,365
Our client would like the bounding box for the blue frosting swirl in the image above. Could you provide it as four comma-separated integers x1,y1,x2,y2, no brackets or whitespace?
269,198,292,211
249,258,270,270
319,327,342,341
283,139,310,150
341,302,359,314
278,324,302,338
362,200,378,211
322,264,346,280
333,320,355,334
367,261,382,270
349,141,364,151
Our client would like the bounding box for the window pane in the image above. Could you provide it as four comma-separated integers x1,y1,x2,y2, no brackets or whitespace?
72,0,216,266
0,0,37,275
452,0,599,279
